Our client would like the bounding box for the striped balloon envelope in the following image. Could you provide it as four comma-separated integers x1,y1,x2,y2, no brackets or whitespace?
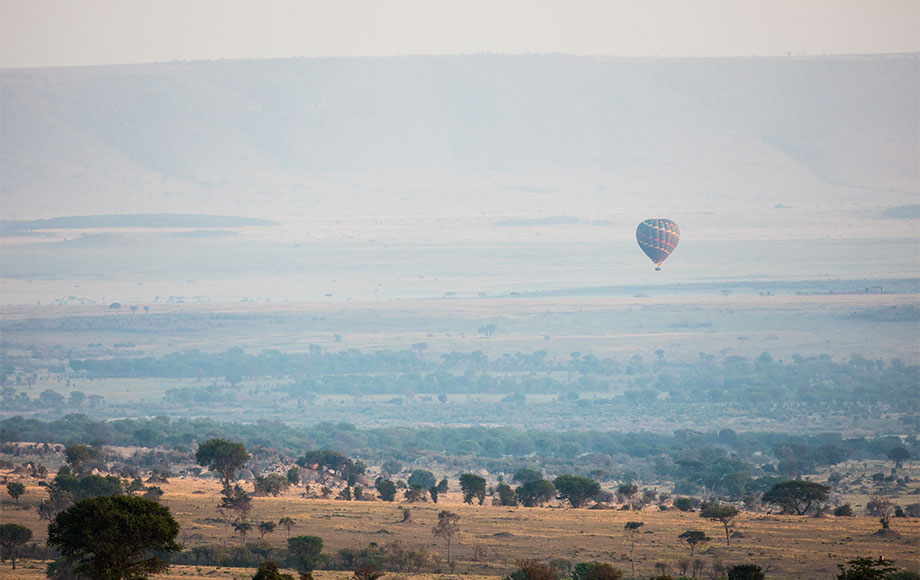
636,219,680,270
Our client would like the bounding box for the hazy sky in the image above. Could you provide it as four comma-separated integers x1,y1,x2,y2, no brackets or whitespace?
2,0,918,68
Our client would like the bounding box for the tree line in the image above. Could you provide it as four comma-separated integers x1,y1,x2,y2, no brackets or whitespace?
52,347,916,409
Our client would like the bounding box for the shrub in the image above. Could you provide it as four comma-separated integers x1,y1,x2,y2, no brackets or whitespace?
504,559,556,580
673,497,694,511
728,564,765,580
834,504,854,517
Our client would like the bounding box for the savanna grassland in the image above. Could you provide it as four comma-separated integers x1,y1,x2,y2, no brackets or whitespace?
2,463,920,580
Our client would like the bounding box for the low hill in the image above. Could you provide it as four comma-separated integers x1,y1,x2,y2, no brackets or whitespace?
2,54,917,221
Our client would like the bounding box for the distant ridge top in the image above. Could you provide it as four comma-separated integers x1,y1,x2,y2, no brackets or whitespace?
1,214,280,231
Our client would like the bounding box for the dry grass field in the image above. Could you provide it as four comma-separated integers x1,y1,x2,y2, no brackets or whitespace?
3,472,918,580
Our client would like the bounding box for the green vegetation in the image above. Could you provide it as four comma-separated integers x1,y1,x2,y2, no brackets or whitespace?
196,438,250,487
0,523,32,570
47,495,181,579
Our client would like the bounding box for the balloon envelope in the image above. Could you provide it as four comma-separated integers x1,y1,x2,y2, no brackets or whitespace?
636,219,680,269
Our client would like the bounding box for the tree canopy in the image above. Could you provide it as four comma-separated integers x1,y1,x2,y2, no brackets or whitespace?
252,561,295,580
0,523,33,570
195,438,249,488
374,478,397,502
459,473,487,505
516,478,556,507
554,474,601,508
699,502,740,546
762,480,829,515
407,470,436,491
287,535,323,574
678,530,711,556
47,495,181,580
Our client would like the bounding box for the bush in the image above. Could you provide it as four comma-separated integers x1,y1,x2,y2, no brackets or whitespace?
834,504,854,517
728,564,765,580
504,560,556,580
253,561,296,580
572,562,623,580
673,497,695,512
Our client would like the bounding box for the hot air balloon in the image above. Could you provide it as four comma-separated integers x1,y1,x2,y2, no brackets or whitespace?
636,218,680,270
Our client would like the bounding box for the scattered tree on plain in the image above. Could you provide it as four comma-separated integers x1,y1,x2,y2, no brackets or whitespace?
678,530,711,556
496,482,518,506
258,521,277,540
219,484,253,523
459,473,487,505
699,502,740,546
554,474,601,508
867,495,895,531
432,510,461,570
287,535,323,579
762,480,829,515
623,521,644,576
195,438,250,488
278,517,296,536
5,481,25,503
617,483,639,509
0,523,32,570
516,478,556,507
234,521,254,543
375,478,397,502
407,469,436,491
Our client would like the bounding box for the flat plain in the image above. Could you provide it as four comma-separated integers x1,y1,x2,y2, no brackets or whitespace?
3,467,920,580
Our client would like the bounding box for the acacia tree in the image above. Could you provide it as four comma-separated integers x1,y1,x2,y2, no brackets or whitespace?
0,523,32,570
278,517,296,537
287,535,323,579
219,484,253,526
699,503,740,546
195,439,249,488
234,521,254,543
459,473,487,505
259,521,277,540
5,482,25,503
554,475,600,508
617,483,639,509
47,495,181,580
762,480,829,515
678,530,711,556
432,510,461,570
623,521,644,576
836,557,897,580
